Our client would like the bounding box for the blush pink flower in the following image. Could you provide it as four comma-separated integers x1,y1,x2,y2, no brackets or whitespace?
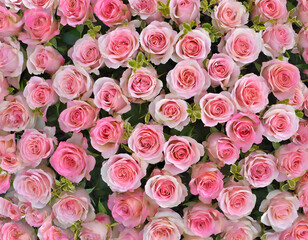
0,172,11,194
129,0,158,19
0,222,36,240
38,216,73,240
252,0,288,23
0,6,22,37
169,0,200,25
79,213,110,240
0,197,21,221
293,119,308,145
0,153,22,173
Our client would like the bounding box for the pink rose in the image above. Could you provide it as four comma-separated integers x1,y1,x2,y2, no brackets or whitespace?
25,207,50,228
98,24,139,68
0,222,35,240
260,190,300,232
0,197,21,221
59,100,99,133
163,135,204,174
79,213,110,240
296,173,308,215
189,162,224,203
0,6,22,37
212,0,249,31
115,228,142,240
93,77,131,114
262,104,299,142
19,8,60,45
298,28,308,50
90,116,124,159
38,216,73,240
206,53,240,89
293,119,308,145
305,89,308,117
289,84,306,110
94,0,131,27
52,188,95,228
200,92,236,127
101,153,147,192
252,0,288,23
129,0,157,19
2,0,23,12
226,112,263,152
0,153,22,173
288,216,308,240
140,21,177,65
0,133,16,155
13,168,54,208
298,0,308,26
231,74,270,113
169,0,200,25
0,172,10,194
23,0,56,8
128,123,165,164
204,132,240,166
218,182,256,220
166,60,210,99
239,151,278,188
149,94,190,131
52,65,93,103
261,59,300,101
145,169,188,208
0,72,9,102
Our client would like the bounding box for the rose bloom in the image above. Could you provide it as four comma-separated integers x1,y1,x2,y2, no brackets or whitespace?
296,173,308,215
108,188,158,228
298,0,308,26
252,0,288,23
212,0,248,31
206,53,240,89
0,222,36,240
114,228,142,240
173,28,211,62
226,112,263,152
0,72,9,102
79,213,110,240
94,0,131,27
149,94,190,131
169,0,200,25
101,154,147,192
143,209,184,240
68,34,103,75
260,190,300,232
289,84,306,110
275,143,308,181
0,172,10,194
52,188,95,229
93,77,131,114
25,206,50,227
163,135,204,174
293,119,308,145
0,6,22,37
189,162,224,204
262,104,299,142
23,0,56,8
287,216,308,240
298,28,308,50
120,66,162,102
129,0,158,19
200,92,236,127
18,8,60,45
0,197,21,221
239,151,278,188
38,216,73,240
166,60,210,99
128,123,165,164
261,59,300,101
59,100,99,133
145,169,188,208
140,21,177,65
52,65,93,103
204,132,240,166
231,74,270,113
219,27,263,65
13,168,54,208
1,0,23,12
217,182,256,220
0,153,22,173
0,133,15,155
98,24,139,68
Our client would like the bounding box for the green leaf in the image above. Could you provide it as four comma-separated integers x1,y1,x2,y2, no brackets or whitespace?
128,60,137,68
7,86,14,93
76,24,84,34
63,29,80,46
144,112,151,124
277,99,289,104
98,199,107,214
272,142,280,150
86,187,95,194
121,143,133,153
137,52,143,64
295,110,304,118
210,126,219,133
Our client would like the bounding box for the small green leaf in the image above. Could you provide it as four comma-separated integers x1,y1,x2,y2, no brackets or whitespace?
121,143,133,153
128,60,137,68
98,199,107,214
210,126,219,133
7,87,14,93
277,99,289,104
295,110,304,118
272,142,280,150
144,112,151,124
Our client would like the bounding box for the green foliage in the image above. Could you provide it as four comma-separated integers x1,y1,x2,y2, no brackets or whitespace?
128,52,151,72
202,23,223,42
201,0,217,13
187,103,201,123
157,0,170,17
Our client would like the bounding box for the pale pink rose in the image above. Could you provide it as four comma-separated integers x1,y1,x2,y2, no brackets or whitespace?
108,188,158,228
38,216,73,240
79,213,111,240
204,133,240,166
298,1,308,26
0,222,35,240
57,0,92,27
231,74,270,113
262,231,283,240
140,21,177,65
25,206,50,227
93,77,131,114
298,28,308,50
52,65,93,103
262,104,299,142
226,112,263,152
26,45,65,75
200,92,236,127
169,0,200,25
115,228,142,240
90,116,124,159
275,143,308,181
1,0,23,12
19,8,60,45
98,24,139,68
145,169,188,208
129,0,157,19
173,28,211,62
0,172,10,194
0,72,9,102
101,153,147,192
239,151,278,188
261,59,300,101
289,84,306,110
293,119,308,145
143,209,184,240
0,153,22,173
17,129,54,167
296,173,308,215
183,203,225,238
52,188,95,228
303,48,308,64
22,0,56,9
166,60,210,99
0,6,22,37
218,182,256,220
128,123,165,164
149,94,190,131
13,168,54,208
219,27,263,65
163,135,204,174
305,89,308,117
189,162,224,204
0,133,15,155
260,190,300,232
206,53,240,89
0,197,21,221
288,216,308,240
212,0,249,31
94,0,131,27
252,0,288,23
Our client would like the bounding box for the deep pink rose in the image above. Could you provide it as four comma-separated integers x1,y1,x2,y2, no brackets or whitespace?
169,0,200,25
0,222,35,240
252,0,288,23
222,218,261,240
0,6,22,37
0,172,10,194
